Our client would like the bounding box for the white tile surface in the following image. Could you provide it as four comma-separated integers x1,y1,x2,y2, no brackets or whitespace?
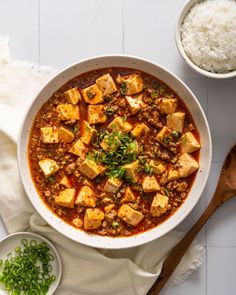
123,0,203,79
208,79,236,163
40,0,123,68
207,163,236,247
0,0,236,294
207,247,236,295
0,0,39,63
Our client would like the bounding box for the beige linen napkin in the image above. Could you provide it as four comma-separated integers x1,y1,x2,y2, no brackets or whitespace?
0,37,203,295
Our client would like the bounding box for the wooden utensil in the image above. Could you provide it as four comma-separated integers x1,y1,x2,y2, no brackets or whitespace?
147,143,236,295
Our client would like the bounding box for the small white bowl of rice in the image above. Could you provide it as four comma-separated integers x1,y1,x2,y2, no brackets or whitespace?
176,0,236,78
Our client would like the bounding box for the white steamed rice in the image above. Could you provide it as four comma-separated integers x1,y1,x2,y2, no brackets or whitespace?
181,0,236,73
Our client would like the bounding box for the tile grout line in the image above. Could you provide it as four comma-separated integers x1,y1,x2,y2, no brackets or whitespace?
205,76,209,295
38,0,41,66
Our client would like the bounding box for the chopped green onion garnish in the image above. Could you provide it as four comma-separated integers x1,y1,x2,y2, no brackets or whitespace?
163,136,170,144
164,187,169,196
0,239,56,294
120,82,127,95
105,108,116,116
143,163,154,176
172,131,179,138
111,221,119,228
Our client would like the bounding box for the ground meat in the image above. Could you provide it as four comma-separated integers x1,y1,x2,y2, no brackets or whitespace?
97,228,108,236
44,190,51,198
102,220,108,228
188,123,195,131
167,181,188,195
105,210,117,223
176,182,188,192
65,163,76,174
160,171,168,185
118,98,127,107
77,206,85,214
157,148,172,162
65,119,76,125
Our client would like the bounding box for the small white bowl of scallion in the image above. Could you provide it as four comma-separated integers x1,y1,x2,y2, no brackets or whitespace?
0,232,62,294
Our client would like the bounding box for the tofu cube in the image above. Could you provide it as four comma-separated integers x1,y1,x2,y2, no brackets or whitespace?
166,112,185,133
142,175,160,193
117,73,144,95
131,123,150,139
104,204,115,212
108,116,132,133
56,104,80,120
59,126,75,143
158,98,177,114
125,94,146,115
84,208,104,230
82,178,93,188
87,105,107,124
80,121,96,145
38,158,59,178
40,127,59,144
75,185,96,207
79,158,103,179
55,188,76,208
120,187,136,204
156,126,172,146
96,73,117,96
178,153,199,178
72,217,83,228
69,139,86,156
180,132,200,153
150,193,169,217
149,160,167,175
81,84,103,104
59,176,71,188
64,87,81,104
103,178,122,193
118,204,144,226
167,168,180,182
122,160,140,182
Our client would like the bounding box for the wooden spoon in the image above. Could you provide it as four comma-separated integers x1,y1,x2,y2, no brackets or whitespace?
147,143,236,295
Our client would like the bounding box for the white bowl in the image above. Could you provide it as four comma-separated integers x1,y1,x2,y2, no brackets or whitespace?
175,0,236,79
17,55,212,249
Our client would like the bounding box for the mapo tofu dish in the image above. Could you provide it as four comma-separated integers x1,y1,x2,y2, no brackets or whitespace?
29,68,200,237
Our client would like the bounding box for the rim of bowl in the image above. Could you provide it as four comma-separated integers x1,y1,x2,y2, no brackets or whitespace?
17,54,212,249
175,0,236,79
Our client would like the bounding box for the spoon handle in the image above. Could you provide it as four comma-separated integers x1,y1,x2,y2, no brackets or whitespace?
147,196,220,295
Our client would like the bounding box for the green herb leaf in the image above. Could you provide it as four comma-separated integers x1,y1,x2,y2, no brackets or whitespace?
105,107,116,116
121,115,127,122
48,175,56,183
143,163,154,176
172,131,179,138
73,126,78,134
151,91,159,99
86,89,96,99
163,136,170,144
120,82,127,95
104,95,113,101
111,221,119,228
164,187,169,196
